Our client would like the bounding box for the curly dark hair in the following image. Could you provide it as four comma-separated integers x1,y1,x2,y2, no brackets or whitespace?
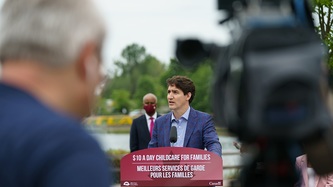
166,75,195,104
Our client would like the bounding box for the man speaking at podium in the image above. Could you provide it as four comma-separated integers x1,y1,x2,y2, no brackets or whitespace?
148,75,222,156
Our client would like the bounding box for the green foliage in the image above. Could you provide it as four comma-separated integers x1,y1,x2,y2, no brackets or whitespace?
312,0,333,67
102,75,131,99
139,55,166,77
101,44,166,113
97,2,333,115
160,58,190,84
106,149,129,184
115,43,147,75
310,0,333,88
133,76,157,107
92,97,113,115
188,61,214,113
106,149,129,156
225,169,241,180
100,43,216,114
113,44,148,99
160,58,214,113
134,55,167,107
111,89,132,114
104,44,168,110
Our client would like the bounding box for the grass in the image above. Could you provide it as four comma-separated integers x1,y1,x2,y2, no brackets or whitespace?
216,126,234,136
224,169,241,180
105,126,132,134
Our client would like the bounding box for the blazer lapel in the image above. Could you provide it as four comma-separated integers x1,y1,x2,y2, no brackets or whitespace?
142,117,150,139
183,108,197,147
163,113,172,146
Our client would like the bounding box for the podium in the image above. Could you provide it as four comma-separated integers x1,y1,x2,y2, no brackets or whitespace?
120,147,223,186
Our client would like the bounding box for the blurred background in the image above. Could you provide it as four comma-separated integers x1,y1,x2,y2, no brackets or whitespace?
82,0,333,184
1,0,331,185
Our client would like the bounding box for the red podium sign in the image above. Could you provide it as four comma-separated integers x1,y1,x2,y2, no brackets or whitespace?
120,147,223,186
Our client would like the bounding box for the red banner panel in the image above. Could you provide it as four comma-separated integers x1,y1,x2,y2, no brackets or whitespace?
120,147,223,186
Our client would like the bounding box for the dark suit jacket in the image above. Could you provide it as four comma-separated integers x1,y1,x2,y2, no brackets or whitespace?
148,107,222,156
130,114,160,152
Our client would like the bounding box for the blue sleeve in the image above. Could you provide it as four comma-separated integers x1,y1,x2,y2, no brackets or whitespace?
46,139,111,187
203,115,222,157
24,124,112,187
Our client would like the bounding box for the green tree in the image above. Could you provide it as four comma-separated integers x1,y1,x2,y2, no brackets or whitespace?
91,96,113,115
114,43,146,75
111,89,132,114
114,44,147,98
133,76,157,108
138,55,166,78
158,58,189,110
135,55,168,108
160,58,213,113
188,61,213,113
313,0,333,67
160,58,189,87
102,75,131,99
101,43,168,113
108,44,167,99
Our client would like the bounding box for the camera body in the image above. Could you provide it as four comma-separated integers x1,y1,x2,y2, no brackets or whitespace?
176,0,333,182
177,0,331,142
217,25,330,143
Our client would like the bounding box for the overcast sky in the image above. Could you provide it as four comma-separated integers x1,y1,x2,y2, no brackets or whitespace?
94,0,231,73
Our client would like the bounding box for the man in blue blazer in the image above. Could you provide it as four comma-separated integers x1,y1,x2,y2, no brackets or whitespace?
148,76,222,156
130,93,160,152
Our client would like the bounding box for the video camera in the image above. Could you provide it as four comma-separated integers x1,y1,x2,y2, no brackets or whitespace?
176,0,333,186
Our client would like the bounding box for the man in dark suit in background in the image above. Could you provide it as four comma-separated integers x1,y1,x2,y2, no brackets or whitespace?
130,93,160,152
148,75,222,156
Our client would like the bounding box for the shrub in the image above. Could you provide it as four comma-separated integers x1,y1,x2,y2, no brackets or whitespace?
106,149,130,184
84,115,133,126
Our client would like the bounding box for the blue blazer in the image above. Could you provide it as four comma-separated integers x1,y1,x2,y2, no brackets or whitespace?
148,107,222,156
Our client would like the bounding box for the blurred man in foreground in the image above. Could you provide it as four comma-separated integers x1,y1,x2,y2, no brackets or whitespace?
0,0,111,186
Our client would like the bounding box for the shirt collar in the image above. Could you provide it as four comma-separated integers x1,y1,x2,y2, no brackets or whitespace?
171,106,190,121
145,112,157,120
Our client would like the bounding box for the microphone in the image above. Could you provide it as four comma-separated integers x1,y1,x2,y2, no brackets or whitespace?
170,126,177,145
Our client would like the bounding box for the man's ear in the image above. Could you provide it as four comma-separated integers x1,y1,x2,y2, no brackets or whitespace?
186,92,192,101
75,42,98,81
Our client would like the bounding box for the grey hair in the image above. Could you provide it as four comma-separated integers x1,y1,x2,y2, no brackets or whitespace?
143,93,158,103
0,0,106,67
